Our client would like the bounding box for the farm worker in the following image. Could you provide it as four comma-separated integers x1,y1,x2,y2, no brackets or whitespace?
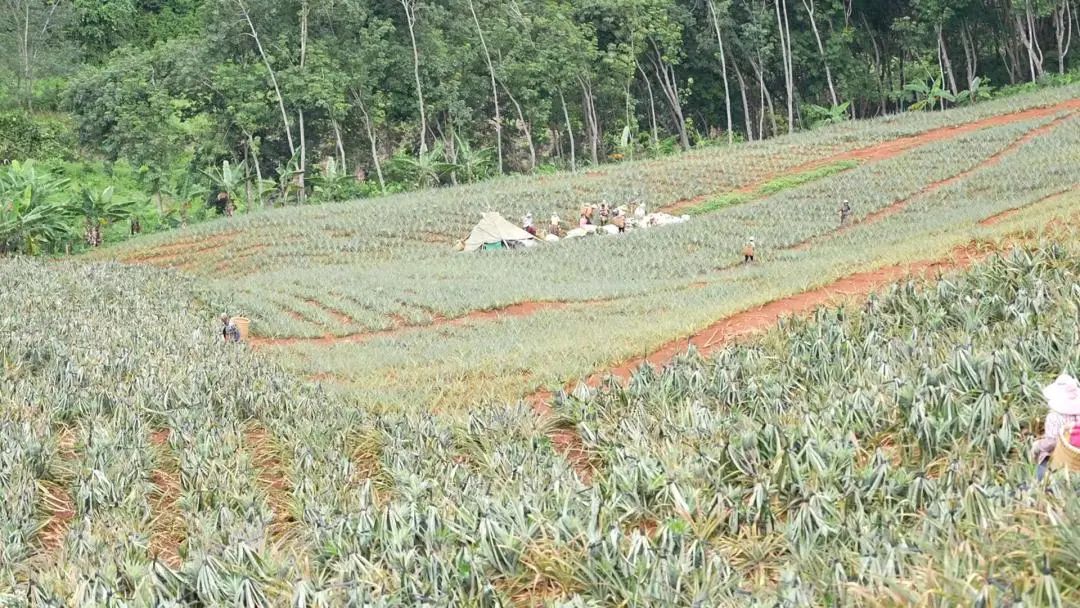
522,213,537,236
221,313,242,343
549,214,562,237
1031,373,1080,480
598,203,610,226
839,200,852,226
612,210,627,233
742,237,756,264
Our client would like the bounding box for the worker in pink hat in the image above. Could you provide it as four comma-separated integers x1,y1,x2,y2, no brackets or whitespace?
1032,373,1080,480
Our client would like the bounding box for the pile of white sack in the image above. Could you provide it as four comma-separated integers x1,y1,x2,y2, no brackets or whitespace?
549,206,689,241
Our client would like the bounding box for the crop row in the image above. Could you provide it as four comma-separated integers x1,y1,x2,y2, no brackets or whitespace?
7,235,1080,604
227,112,1074,340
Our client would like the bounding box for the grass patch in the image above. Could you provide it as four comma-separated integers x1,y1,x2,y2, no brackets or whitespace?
687,160,860,215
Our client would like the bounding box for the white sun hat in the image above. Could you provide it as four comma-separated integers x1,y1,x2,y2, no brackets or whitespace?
1043,373,1080,415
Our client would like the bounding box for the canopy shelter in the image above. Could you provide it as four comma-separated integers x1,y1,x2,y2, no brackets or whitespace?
462,212,537,252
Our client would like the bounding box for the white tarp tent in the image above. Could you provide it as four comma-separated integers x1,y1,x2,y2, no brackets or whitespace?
462,212,538,252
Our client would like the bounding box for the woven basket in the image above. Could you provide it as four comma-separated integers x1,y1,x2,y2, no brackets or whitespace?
1048,426,1080,472
232,317,251,341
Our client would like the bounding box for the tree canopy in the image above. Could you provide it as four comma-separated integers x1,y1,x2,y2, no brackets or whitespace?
2,0,1077,194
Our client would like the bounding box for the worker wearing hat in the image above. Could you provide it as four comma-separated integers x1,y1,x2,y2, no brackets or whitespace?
839,199,852,226
549,213,562,237
1033,373,1080,479
742,237,755,264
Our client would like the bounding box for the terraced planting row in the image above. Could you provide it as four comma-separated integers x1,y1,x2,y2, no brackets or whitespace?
94,86,1080,278
6,235,1080,604
245,112,1079,409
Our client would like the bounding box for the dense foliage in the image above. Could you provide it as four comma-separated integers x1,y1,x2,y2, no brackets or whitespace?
2,0,1078,199
3,240,1080,605
0,161,144,254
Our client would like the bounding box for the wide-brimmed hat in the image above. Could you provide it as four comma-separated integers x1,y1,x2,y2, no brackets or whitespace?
1044,373,1080,415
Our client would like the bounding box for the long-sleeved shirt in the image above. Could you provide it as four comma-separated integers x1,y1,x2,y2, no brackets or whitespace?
223,323,241,343
1034,411,1080,462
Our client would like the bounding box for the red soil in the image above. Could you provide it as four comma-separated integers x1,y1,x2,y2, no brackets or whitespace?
123,230,242,267
38,484,74,555
979,188,1076,227
38,428,78,556
583,246,982,387
661,97,1080,215
244,426,296,543
791,113,1077,250
304,298,356,327
248,299,598,348
146,428,184,567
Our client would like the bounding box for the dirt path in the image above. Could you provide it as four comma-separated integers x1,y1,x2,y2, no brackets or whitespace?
979,188,1076,227
791,113,1076,251
585,247,983,387
660,98,1080,215
37,427,78,557
244,425,298,546
148,428,184,568
522,246,985,483
248,299,605,348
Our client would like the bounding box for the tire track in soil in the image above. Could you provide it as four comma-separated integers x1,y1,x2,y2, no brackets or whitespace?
660,97,1080,215
37,427,77,558
148,428,184,568
244,425,299,547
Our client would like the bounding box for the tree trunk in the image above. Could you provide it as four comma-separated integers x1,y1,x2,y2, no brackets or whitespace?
468,0,502,174
1057,0,1074,74
960,23,979,89
749,52,777,137
401,0,428,153
1016,3,1046,80
649,41,689,150
862,14,887,115
298,110,307,204
236,0,294,156
775,0,795,133
578,77,600,165
707,0,735,144
297,1,308,205
801,0,839,106
332,118,347,171
352,91,386,193
732,60,754,141
637,62,660,146
937,26,959,95
501,81,536,171
559,88,576,172
245,130,265,207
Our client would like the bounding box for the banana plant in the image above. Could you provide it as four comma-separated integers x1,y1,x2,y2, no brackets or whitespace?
202,160,247,215
76,186,135,248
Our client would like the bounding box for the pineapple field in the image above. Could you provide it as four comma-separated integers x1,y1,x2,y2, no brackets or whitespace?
4,84,1080,605
6,236,1080,605
91,85,1080,411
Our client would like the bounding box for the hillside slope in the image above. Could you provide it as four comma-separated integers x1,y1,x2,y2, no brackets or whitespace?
93,87,1080,410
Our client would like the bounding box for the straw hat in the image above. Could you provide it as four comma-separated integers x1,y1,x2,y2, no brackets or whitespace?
1044,373,1080,415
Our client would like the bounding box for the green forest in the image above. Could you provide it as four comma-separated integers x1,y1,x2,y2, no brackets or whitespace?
1,0,1077,252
